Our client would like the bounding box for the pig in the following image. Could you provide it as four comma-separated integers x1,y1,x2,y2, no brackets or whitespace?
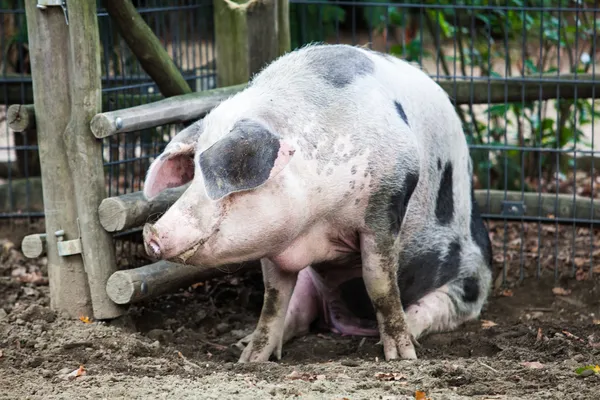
142,43,493,363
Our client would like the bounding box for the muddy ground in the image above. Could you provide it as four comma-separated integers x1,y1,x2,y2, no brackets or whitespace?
1,221,600,399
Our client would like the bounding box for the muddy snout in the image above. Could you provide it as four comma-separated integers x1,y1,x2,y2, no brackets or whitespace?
143,223,163,259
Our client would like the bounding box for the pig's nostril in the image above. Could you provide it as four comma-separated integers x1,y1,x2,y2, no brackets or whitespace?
143,223,162,259
149,240,161,258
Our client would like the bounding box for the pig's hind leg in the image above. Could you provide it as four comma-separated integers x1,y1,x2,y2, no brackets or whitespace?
397,236,493,341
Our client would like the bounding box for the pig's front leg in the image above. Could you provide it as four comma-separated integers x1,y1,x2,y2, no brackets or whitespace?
360,233,417,360
239,258,297,363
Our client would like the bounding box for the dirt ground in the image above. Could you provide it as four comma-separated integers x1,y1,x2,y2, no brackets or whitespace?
1,221,600,400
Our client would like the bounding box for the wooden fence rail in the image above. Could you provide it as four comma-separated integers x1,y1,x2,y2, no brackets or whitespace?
14,0,600,317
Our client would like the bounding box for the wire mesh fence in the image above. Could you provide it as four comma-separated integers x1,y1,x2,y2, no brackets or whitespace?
1,0,599,284
0,0,216,266
290,0,600,284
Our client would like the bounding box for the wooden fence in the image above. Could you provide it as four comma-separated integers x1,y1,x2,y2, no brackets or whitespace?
10,0,600,320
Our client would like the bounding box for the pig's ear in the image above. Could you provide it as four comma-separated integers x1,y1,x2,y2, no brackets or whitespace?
199,119,296,200
143,121,204,200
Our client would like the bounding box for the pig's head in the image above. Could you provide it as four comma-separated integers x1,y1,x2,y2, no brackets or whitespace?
142,117,306,267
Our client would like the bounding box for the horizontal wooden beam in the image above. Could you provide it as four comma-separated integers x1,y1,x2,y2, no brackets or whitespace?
105,259,257,304
89,73,600,138
98,184,600,235
7,104,36,132
21,233,47,259
438,73,600,105
90,83,246,138
476,189,600,222
98,184,189,232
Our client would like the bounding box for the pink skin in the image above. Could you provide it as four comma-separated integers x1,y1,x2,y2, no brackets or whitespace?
281,271,466,345
143,132,421,361
143,138,303,265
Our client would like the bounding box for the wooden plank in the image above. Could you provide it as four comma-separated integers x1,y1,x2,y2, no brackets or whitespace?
475,189,600,222
21,233,47,259
106,260,257,305
102,0,192,98
24,0,94,319
98,184,189,232
90,83,246,138
63,0,124,319
437,74,600,105
7,104,36,132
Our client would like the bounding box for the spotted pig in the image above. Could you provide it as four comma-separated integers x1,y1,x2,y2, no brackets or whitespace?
141,43,493,363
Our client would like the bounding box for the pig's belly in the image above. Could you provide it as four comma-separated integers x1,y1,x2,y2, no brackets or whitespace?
300,257,380,337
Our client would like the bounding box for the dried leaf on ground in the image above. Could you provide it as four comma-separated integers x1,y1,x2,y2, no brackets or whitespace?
500,289,514,297
65,365,86,380
415,390,431,400
536,327,543,342
286,370,321,382
552,287,572,296
79,316,92,324
593,319,600,325
375,372,407,381
481,320,498,329
563,330,584,342
522,361,545,369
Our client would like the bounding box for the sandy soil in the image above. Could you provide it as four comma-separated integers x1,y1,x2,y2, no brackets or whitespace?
1,221,600,400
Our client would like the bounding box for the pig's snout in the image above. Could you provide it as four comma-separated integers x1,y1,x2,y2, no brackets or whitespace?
143,223,163,259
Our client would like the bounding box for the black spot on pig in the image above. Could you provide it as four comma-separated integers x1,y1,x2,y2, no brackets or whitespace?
436,161,454,225
394,101,409,126
351,165,357,175
309,45,375,88
470,188,493,270
436,240,462,285
199,119,281,200
462,276,480,303
397,239,461,307
437,158,442,171
388,171,419,236
397,248,440,308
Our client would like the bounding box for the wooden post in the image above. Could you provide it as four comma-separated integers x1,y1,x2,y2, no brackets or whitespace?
277,0,291,55
24,0,93,319
213,0,290,87
63,0,124,319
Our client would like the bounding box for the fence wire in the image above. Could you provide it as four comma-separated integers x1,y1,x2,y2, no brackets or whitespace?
1,0,599,283
290,0,600,284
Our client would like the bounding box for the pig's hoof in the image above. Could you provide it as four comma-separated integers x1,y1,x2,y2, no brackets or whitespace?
380,331,418,361
231,333,253,353
237,332,283,363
